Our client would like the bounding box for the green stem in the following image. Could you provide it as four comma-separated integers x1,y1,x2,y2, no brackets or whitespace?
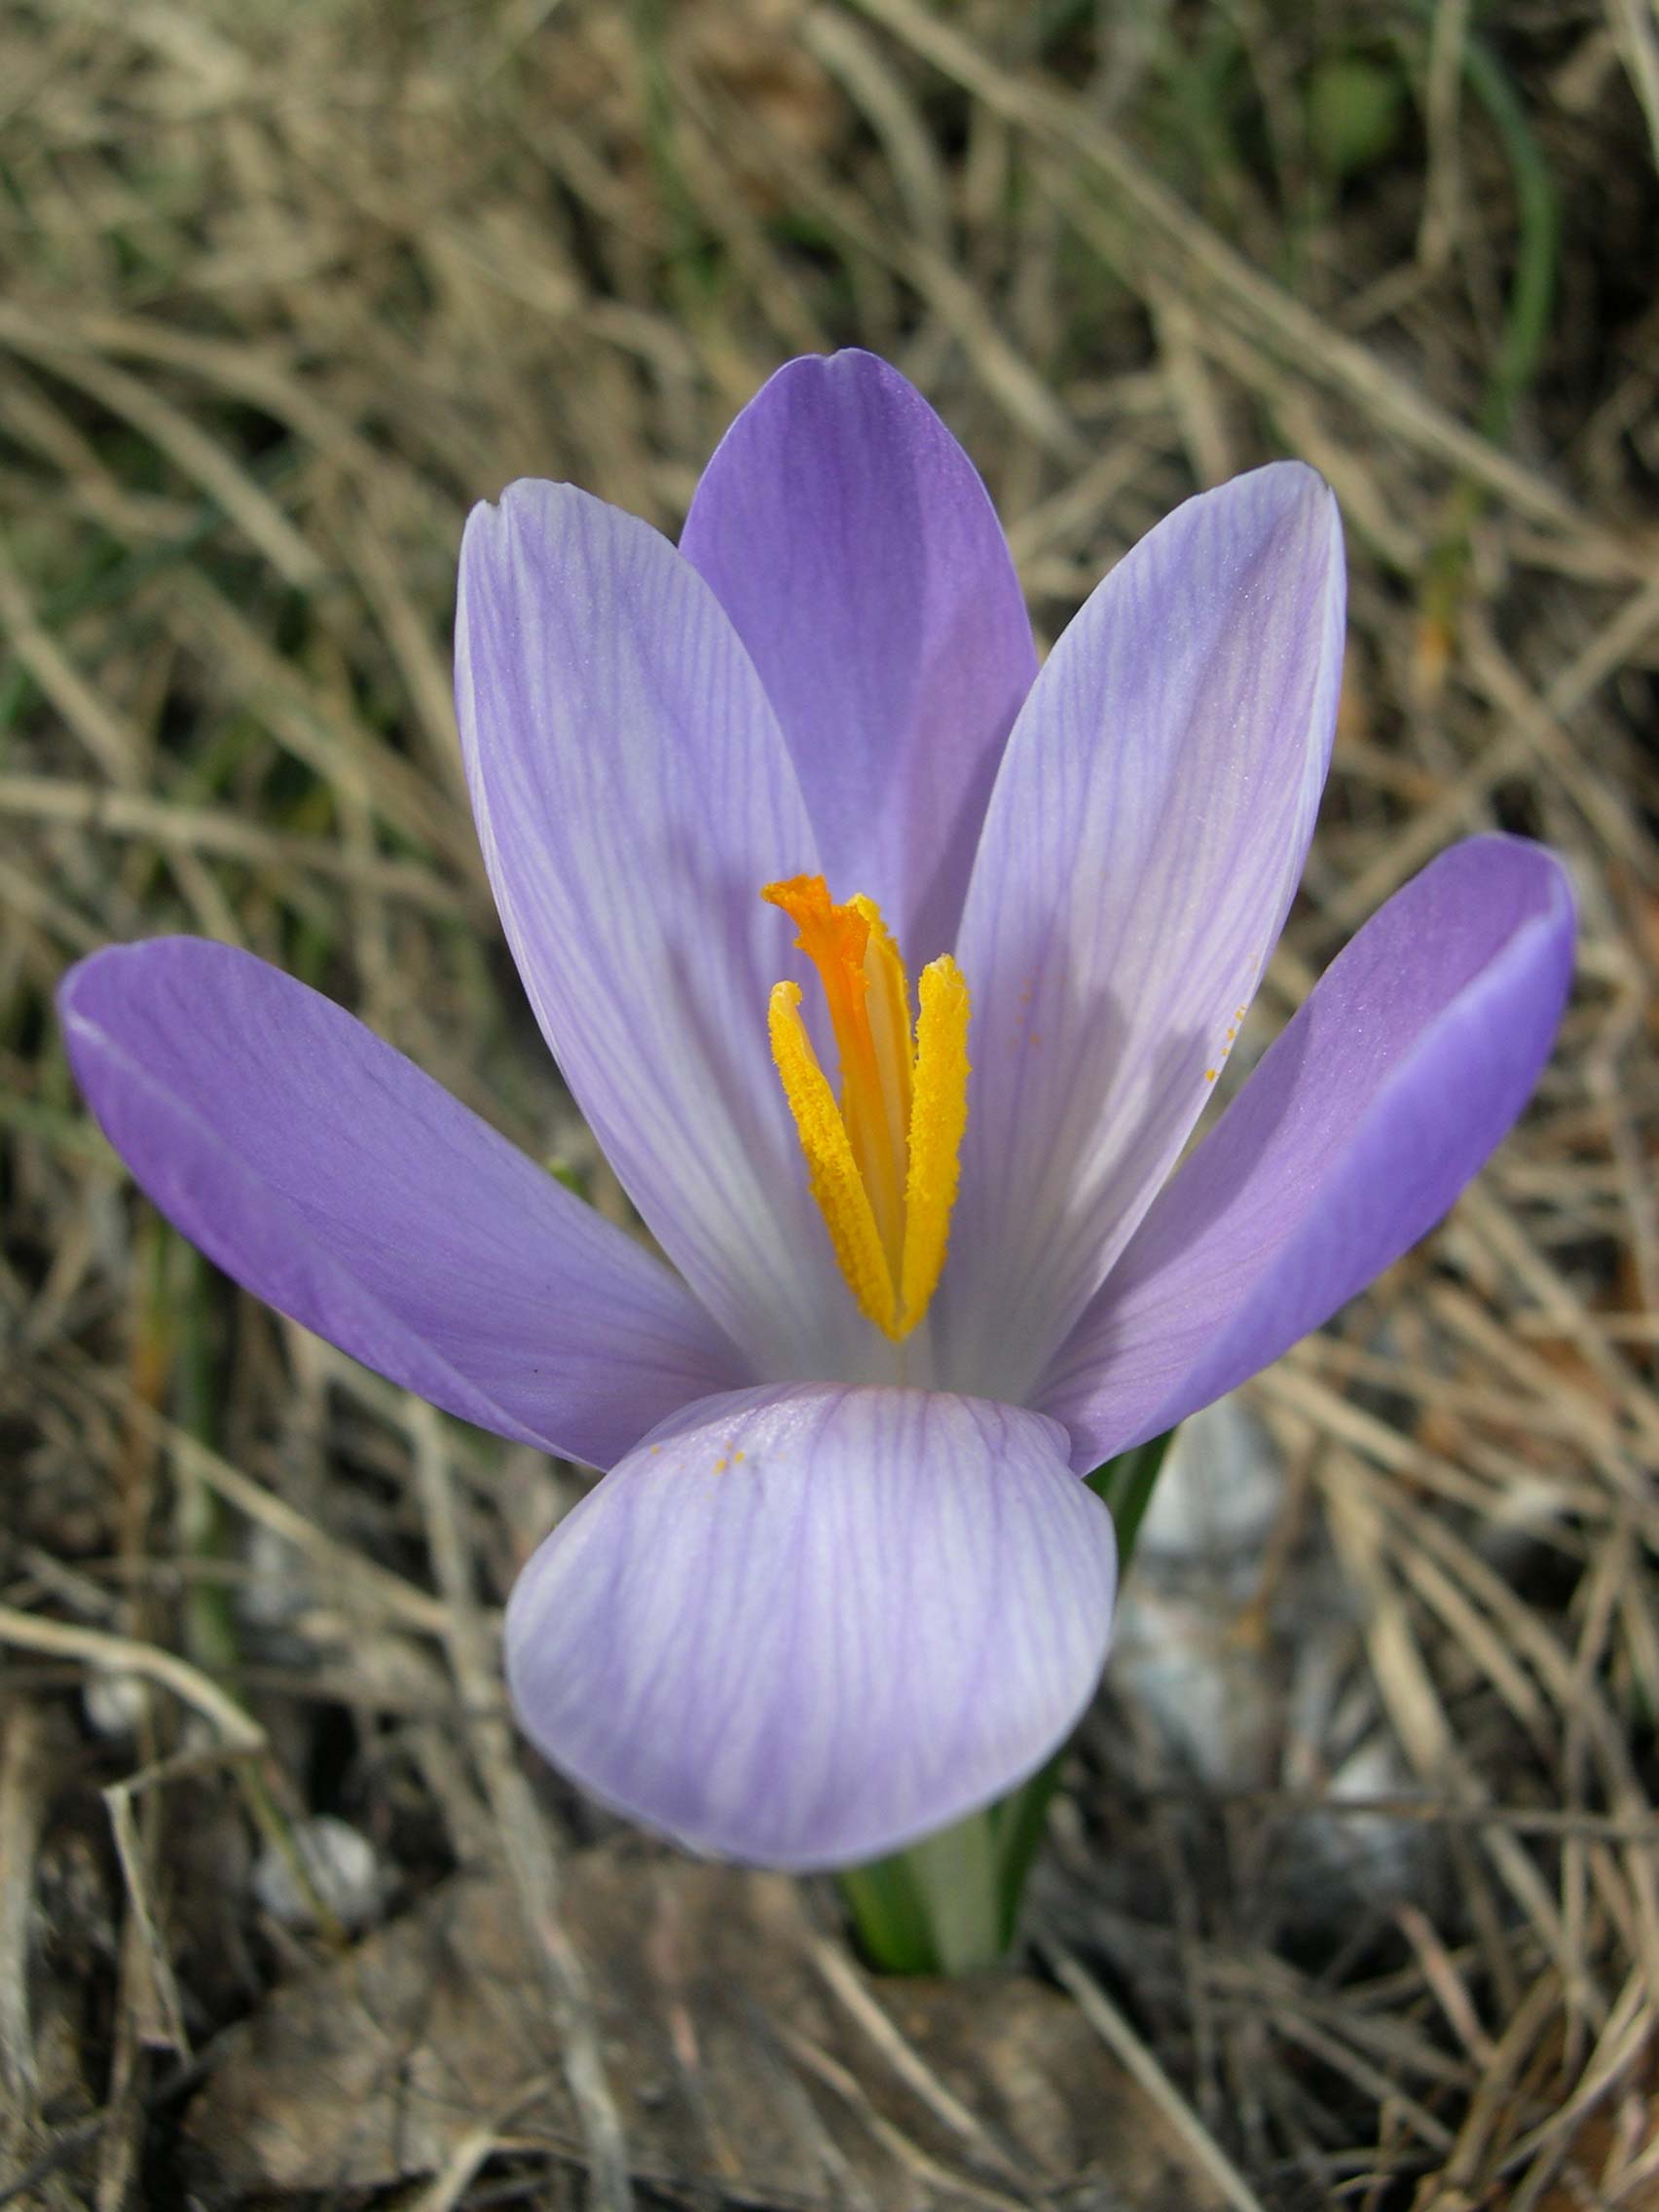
170,1238,240,1684
838,1807,1005,1974
1085,1428,1174,1564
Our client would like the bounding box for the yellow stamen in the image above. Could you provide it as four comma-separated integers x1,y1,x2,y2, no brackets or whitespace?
766,978,898,1329
901,956,970,1327
762,875,970,1341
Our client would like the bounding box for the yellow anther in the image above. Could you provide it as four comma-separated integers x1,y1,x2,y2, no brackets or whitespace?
762,874,970,1340
900,956,970,1327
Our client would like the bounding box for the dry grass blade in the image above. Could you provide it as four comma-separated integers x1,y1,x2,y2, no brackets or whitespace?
1042,1944,1270,2212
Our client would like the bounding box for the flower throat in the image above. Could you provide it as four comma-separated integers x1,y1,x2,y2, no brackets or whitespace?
762,875,970,1342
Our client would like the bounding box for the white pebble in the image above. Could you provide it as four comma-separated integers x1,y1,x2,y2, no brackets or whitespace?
1135,1394,1284,1569
82,1669,151,1740
236,1523,314,1632
252,1816,385,1933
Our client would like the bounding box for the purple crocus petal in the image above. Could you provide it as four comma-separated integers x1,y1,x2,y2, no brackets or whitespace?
59,940,749,1467
505,1381,1118,1868
680,351,1038,964
458,481,871,1382
1038,836,1575,1469
939,463,1346,1402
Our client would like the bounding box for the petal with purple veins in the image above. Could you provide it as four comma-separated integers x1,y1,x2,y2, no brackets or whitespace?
938,462,1346,1400
59,939,748,1468
458,481,871,1382
1037,836,1575,1468
681,350,1037,965
505,1381,1118,1867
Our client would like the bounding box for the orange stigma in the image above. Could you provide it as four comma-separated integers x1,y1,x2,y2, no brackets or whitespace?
762,874,970,1341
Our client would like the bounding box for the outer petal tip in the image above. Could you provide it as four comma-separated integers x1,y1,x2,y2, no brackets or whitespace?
504,1382,1118,1869
1236,453,1322,507
458,477,591,583
1230,456,1344,588
748,347,902,398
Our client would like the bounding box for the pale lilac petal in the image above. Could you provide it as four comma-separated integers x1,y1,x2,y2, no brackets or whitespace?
681,350,1037,963
938,463,1345,1401
457,482,871,1382
59,940,748,1466
1038,837,1575,1468
505,1382,1117,1868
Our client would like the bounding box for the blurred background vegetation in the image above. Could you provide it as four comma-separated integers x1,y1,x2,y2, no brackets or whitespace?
2,2,1658,2206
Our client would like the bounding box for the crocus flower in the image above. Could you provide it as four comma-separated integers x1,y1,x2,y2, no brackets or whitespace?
59,351,1573,1870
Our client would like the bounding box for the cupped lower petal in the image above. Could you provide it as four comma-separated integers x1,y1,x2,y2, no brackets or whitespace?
60,940,749,1467
458,482,868,1381
1037,836,1575,1468
681,350,1037,965
938,463,1346,1401
505,1381,1118,1868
